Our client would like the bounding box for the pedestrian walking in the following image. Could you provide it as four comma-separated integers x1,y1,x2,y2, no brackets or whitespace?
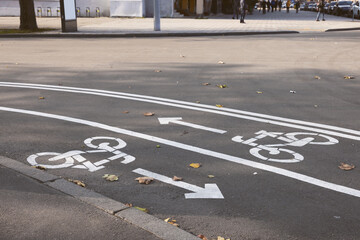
316,0,326,21
262,0,267,13
286,0,290,13
239,0,247,23
275,0,278,11
267,0,271,12
278,0,282,11
295,0,300,13
232,0,240,19
271,0,276,12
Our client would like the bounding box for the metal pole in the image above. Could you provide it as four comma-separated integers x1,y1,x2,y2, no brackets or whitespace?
154,0,161,31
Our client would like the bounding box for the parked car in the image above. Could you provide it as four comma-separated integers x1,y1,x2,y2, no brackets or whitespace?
323,3,330,13
328,1,337,14
350,0,360,18
335,1,353,16
308,3,317,11
300,3,305,10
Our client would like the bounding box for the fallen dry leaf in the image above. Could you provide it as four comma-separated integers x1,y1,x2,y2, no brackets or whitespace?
344,75,355,79
134,206,148,213
218,61,225,64
102,174,119,182
216,84,227,88
68,179,85,188
216,104,223,108
32,165,46,170
202,83,211,86
135,176,154,184
196,101,201,103
39,96,45,99
314,76,321,80
125,203,133,207
180,54,185,58
338,163,355,171
256,91,263,94
122,111,129,114
172,176,183,181
164,218,179,227
154,69,162,73
217,237,231,240
197,235,208,240
144,112,155,116
208,175,215,178
190,163,201,168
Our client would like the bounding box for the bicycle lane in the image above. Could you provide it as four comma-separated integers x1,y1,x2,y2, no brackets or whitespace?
1,84,360,239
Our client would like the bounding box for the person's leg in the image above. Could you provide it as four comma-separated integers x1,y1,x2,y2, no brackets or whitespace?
316,10,320,21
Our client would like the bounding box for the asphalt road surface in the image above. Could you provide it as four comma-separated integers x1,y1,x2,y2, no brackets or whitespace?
1,31,360,240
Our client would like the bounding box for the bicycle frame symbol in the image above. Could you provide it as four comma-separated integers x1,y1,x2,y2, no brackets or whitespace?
27,136,135,172
232,130,339,163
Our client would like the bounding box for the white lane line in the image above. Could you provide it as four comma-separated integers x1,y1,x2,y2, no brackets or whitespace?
158,117,227,134
1,82,360,141
132,168,224,199
1,106,360,198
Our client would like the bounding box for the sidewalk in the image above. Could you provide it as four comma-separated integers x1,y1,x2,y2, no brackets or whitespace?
0,9,359,37
0,156,199,240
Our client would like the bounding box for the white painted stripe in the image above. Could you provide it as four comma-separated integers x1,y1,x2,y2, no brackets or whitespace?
1,82,360,140
1,106,360,198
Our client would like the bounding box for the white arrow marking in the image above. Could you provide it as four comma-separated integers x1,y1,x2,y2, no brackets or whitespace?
132,168,224,199
158,117,227,134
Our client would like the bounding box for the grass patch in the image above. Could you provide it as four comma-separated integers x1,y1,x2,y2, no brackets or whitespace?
0,28,57,34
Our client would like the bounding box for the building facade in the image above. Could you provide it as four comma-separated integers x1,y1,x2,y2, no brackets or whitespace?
0,0,176,18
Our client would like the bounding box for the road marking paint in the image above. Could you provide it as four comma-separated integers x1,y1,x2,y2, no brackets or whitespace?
1,82,360,140
158,117,227,134
1,106,360,198
133,168,224,199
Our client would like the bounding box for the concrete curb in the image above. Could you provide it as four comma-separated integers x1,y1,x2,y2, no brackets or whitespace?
325,27,360,32
0,156,199,240
0,30,299,38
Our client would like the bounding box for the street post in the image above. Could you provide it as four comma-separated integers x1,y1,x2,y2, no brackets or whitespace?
154,0,161,31
60,0,77,32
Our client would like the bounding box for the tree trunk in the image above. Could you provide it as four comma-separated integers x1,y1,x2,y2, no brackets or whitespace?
19,0,38,30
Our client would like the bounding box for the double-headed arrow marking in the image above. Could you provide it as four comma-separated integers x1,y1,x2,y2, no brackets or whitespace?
133,168,224,199
158,117,227,134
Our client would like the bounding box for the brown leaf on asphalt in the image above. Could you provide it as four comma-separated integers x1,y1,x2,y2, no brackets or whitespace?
39,96,45,99
125,203,133,207
196,101,201,103
180,54,185,58
208,175,215,178
217,237,231,240
68,179,86,187
134,206,148,213
102,174,119,182
164,218,179,227
314,76,321,80
216,104,223,108
135,176,154,184
338,163,355,171
144,112,155,116
190,163,201,168
122,111,129,114
32,165,46,171
154,69,162,73
216,84,227,88
256,91,263,94
218,61,225,64
202,83,211,86
344,75,355,79
197,234,208,240
172,176,183,181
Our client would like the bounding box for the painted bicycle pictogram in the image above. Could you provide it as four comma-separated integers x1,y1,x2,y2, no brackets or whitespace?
27,136,135,172
232,130,339,163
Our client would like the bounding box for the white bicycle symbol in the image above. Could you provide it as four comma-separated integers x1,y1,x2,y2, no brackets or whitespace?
27,136,135,172
232,130,339,163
